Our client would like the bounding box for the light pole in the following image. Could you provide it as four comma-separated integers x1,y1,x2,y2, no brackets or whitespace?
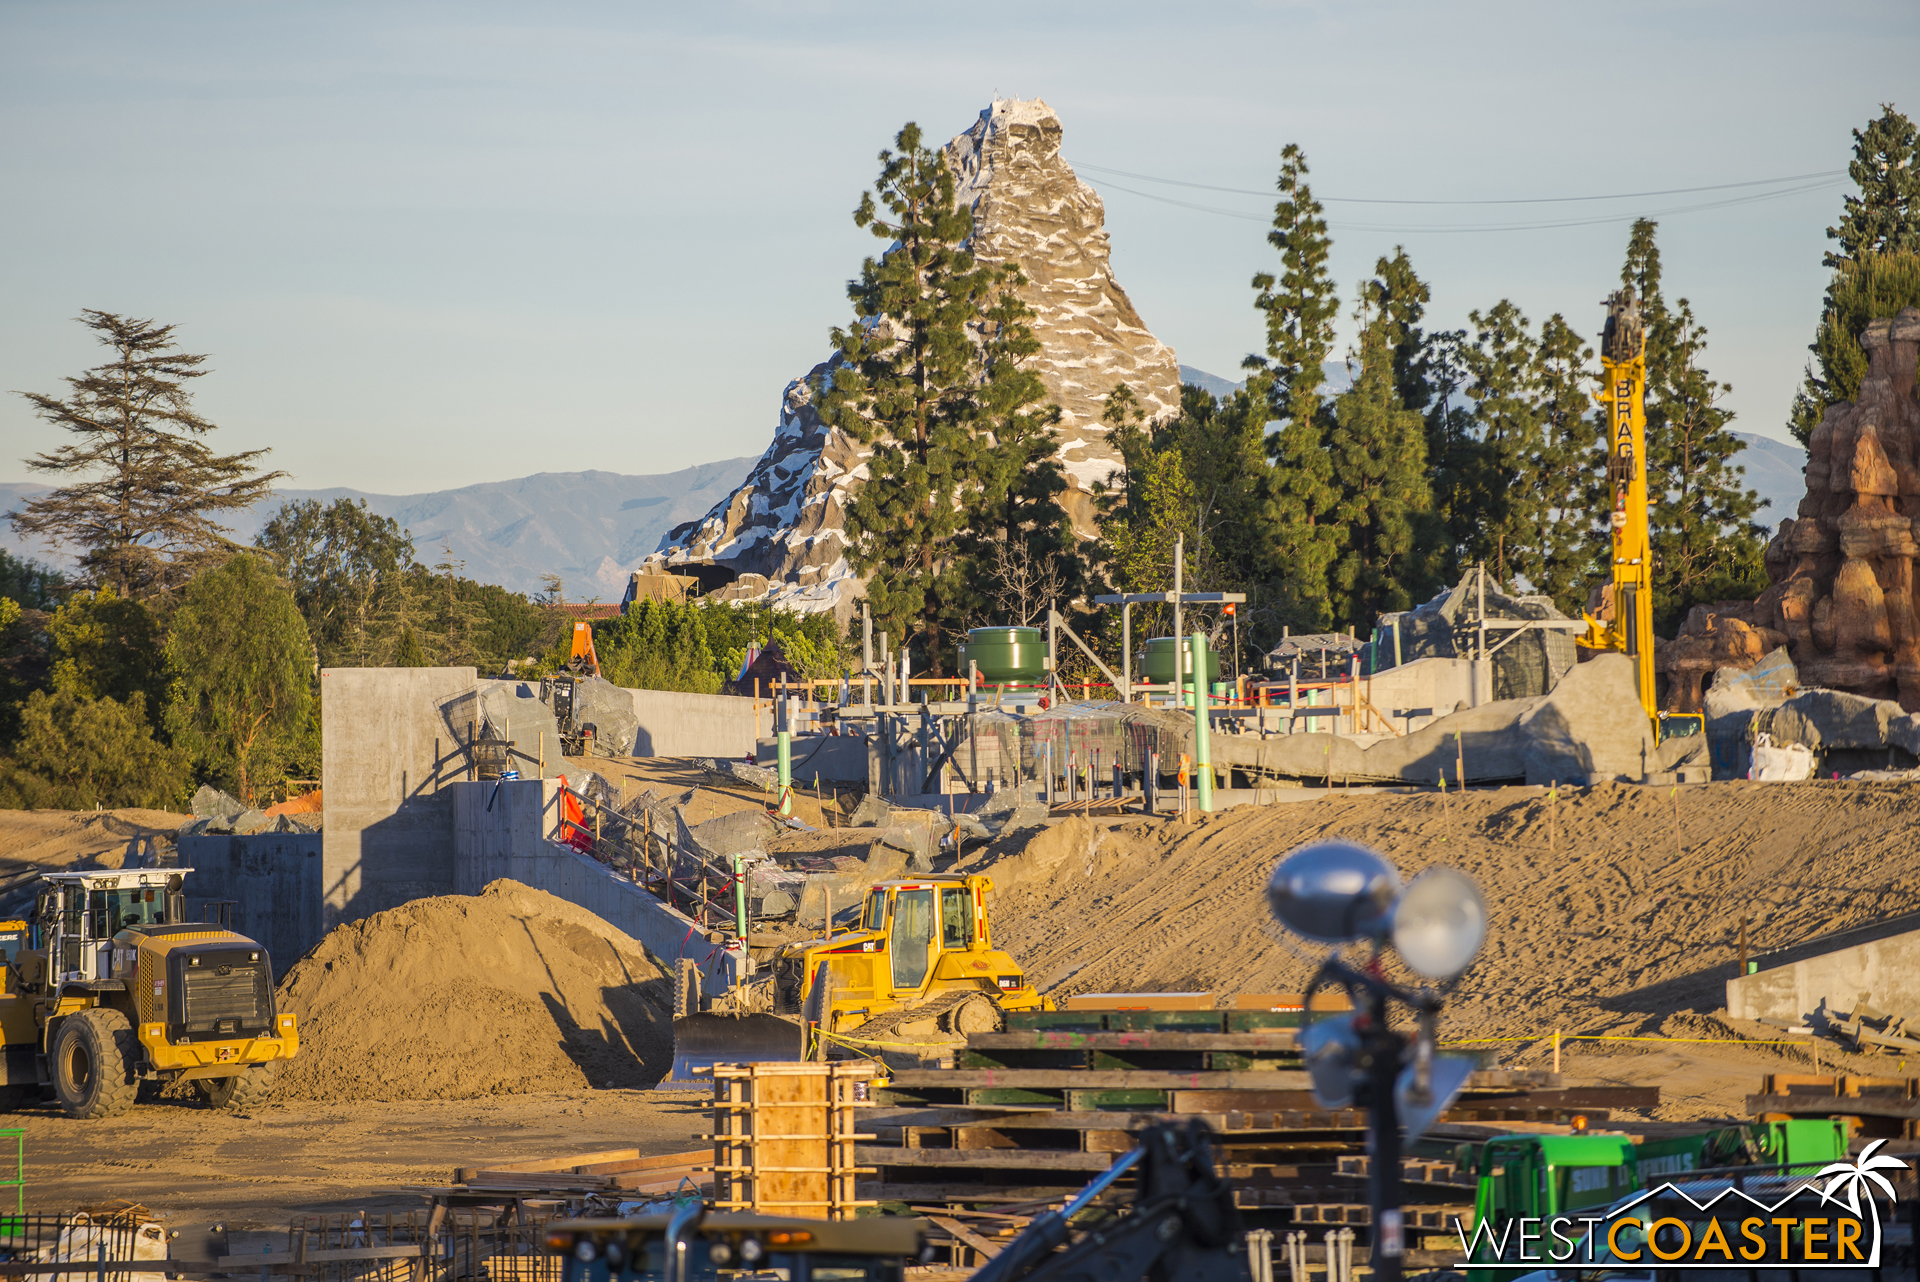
1267,843,1488,1282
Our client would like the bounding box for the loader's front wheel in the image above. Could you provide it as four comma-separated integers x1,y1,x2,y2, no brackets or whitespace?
51,1009,138,1120
196,1064,279,1111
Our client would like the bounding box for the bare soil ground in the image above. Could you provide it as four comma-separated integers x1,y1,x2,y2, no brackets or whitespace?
0,808,187,879
7,777,1918,1230
7,1089,708,1242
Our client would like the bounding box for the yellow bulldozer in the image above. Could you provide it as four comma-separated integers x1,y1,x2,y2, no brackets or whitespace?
0,867,298,1118
670,872,1049,1079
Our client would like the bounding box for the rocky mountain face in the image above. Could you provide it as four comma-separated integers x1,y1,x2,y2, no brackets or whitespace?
1684,308,1920,709
658,98,1183,616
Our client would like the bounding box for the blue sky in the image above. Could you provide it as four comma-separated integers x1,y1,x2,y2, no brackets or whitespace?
2,1,1913,491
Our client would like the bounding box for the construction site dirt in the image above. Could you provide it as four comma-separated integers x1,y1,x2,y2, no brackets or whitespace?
4,775,1919,1233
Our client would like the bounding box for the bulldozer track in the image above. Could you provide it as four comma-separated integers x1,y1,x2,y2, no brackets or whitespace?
839,990,987,1044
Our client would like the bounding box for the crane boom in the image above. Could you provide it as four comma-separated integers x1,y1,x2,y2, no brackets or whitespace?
1582,286,1657,723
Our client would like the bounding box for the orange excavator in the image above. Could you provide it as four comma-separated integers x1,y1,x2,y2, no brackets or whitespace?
548,621,602,755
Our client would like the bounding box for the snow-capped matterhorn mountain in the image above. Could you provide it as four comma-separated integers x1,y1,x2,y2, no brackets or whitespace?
655,98,1183,618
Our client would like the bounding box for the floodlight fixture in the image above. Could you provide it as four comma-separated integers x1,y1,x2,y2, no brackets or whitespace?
1265,840,1401,944
1391,866,1488,980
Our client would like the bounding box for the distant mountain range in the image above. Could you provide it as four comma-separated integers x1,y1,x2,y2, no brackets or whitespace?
0,459,757,600
0,384,1809,600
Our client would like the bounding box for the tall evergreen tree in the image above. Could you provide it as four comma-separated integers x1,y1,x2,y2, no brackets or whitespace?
1325,252,1438,625
1249,145,1343,629
1461,300,1550,588
967,275,1082,626
1530,315,1606,615
10,312,284,603
1418,329,1488,586
1619,219,1764,626
1789,104,1920,442
815,123,1052,673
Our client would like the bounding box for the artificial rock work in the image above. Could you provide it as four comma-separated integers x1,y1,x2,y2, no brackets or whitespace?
658,99,1183,616
1721,308,1920,709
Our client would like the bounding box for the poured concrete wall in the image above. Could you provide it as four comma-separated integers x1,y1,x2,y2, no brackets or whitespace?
320,666,476,929
1726,925,1920,1025
450,778,744,991
177,832,324,979
627,688,762,759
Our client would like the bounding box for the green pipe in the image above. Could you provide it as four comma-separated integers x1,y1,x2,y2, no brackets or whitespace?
1191,633,1213,813
777,730,792,815
732,853,750,944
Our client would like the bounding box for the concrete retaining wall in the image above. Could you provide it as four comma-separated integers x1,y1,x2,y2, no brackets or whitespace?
177,832,324,979
450,778,744,991
1726,924,1920,1025
320,666,476,929
627,688,762,759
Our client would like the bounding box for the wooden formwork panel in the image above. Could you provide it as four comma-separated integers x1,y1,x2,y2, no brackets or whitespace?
710,1061,879,1220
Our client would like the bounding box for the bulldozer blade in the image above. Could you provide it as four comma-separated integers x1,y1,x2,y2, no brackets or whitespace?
665,1013,806,1087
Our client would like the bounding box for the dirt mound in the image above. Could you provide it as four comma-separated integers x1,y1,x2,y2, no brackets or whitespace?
274,880,673,1101
970,780,1920,1042
0,808,186,875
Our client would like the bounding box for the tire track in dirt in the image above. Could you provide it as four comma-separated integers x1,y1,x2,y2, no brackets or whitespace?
967,780,1920,1040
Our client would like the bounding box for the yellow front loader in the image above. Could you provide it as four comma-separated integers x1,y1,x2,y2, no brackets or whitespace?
0,868,297,1118
669,872,1050,1079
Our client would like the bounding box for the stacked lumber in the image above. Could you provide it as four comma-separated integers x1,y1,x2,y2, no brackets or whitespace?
859,1005,1659,1233
449,1148,712,1198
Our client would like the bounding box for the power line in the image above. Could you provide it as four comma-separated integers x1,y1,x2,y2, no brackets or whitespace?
1093,175,1845,235
1076,162,1847,206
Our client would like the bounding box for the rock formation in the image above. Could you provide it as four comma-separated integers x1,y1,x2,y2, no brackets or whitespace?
656,99,1184,616
1719,308,1920,708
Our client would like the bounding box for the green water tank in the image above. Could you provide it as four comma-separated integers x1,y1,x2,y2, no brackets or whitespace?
958,627,1046,684
1139,637,1221,686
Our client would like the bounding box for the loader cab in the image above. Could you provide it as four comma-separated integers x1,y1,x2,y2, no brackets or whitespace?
33,870,191,986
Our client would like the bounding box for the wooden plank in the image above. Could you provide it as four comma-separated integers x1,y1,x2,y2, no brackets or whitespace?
455,1146,639,1181
1479,1087,1657,1109
887,1069,1312,1089
965,1031,1300,1051
859,1146,1112,1172
1062,993,1214,1011
925,1216,1004,1259
576,1148,711,1176
873,1109,1182,1131
1747,1093,1920,1119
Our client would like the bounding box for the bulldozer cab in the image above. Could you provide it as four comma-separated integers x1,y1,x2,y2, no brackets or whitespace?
859,881,980,993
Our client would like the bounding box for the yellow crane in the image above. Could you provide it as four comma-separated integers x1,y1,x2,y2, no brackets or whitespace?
1582,287,1660,725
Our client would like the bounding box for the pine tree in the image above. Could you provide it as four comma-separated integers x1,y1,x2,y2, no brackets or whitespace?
1530,315,1606,615
815,123,1051,673
1249,145,1343,629
1461,300,1549,588
1789,104,1920,443
967,275,1081,627
10,312,284,602
1418,329,1487,586
1619,219,1764,627
1325,252,1438,625
1826,104,1920,266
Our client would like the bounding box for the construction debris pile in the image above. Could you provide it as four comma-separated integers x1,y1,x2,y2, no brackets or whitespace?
274,879,674,1101
176,785,319,838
